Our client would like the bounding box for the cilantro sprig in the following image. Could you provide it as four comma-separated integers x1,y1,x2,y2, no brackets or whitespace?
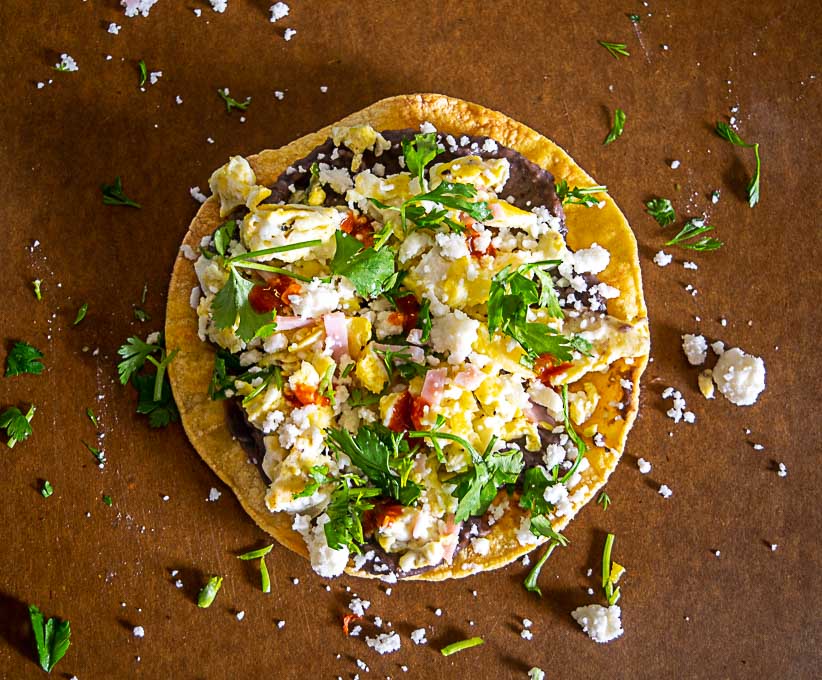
645,198,676,226
715,121,761,207
101,177,141,208
117,335,179,428
604,108,627,145
402,132,442,187
1,404,35,448
292,465,332,499
323,475,382,553
218,88,251,113
28,604,71,673
326,424,422,506
665,218,723,251
238,544,274,593
5,341,45,377
329,230,396,299
555,180,607,207
487,262,589,367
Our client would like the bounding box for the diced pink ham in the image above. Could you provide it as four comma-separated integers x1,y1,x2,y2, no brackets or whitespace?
421,368,447,406
454,365,484,391
406,328,424,345
524,399,556,425
274,316,316,331
441,514,461,565
323,312,349,361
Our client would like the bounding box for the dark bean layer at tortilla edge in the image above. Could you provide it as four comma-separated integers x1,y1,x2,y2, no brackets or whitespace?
222,130,604,577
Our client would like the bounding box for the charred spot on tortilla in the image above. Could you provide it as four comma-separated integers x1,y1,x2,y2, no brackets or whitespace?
166,94,650,581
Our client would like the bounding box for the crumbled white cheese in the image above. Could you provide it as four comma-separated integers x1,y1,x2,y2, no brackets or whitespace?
269,1,289,21
108,22,122,34
670,160,681,169
146,331,161,345
681,333,708,365
207,487,221,502
274,90,285,100
653,250,673,267
658,484,673,499
419,121,437,134
713,347,766,406
133,626,145,638
366,632,401,654
571,604,623,643
429,310,480,364
121,0,159,18
209,0,228,12
711,340,725,355
348,597,370,617
573,243,610,275
637,458,651,474
236,610,245,621
435,232,470,260
470,537,490,556
777,462,787,478
289,279,342,318
55,54,79,72
410,628,427,645
683,261,698,270
190,186,208,203
284,27,297,41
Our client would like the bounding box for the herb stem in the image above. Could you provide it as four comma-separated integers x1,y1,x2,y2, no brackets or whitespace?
440,637,484,656
232,261,314,282
227,239,322,264
524,540,560,596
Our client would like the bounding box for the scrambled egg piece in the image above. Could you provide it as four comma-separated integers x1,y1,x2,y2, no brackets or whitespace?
355,343,388,393
568,382,600,426
430,155,510,196
209,156,271,217
331,125,391,172
242,204,341,263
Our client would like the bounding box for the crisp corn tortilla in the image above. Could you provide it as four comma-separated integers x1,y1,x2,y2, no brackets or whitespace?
165,93,649,580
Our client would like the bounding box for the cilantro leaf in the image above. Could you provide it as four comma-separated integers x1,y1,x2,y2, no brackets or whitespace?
404,181,491,231
323,476,382,553
402,132,442,186
211,267,277,341
715,122,761,208
117,336,161,384
28,604,71,673
373,347,428,381
555,180,607,207
645,198,676,226
101,176,141,208
447,441,523,522
598,40,630,58
529,515,569,545
137,59,147,87
329,230,396,299
1,405,35,448
5,341,45,377
292,464,332,499
213,220,237,257
603,108,627,145
665,218,723,251
418,298,432,342
519,466,554,516
41,480,54,498
326,425,422,506
218,88,251,113
347,388,381,408
133,372,179,428
73,302,88,326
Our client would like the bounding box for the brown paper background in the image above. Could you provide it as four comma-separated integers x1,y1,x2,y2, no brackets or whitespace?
1,2,819,678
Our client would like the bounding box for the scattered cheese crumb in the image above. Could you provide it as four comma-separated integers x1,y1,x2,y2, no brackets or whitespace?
410,628,427,645
682,334,708,365
713,347,766,406
521,629,533,640
283,28,297,41
365,632,401,655
207,487,221,502
670,160,681,169
133,626,145,638
777,463,787,478
277,620,286,628
434,608,442,616
571,605,623,643
190,186,208,203
637,458,652,474
770,544,778,552
658,484,673,499
349,597,370,616
121,0,159,18
236,611,245,621
55,54,79,72
274,90,285,100
653,250,673,267
269,1,290,22
108,23,122,35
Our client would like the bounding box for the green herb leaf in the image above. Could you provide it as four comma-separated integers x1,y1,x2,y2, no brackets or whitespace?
102,494,113,506
628,13,640,22
404,181,491,232
197,576,224,608
260,556,271,593
715,122,761,207
82,440,106,466
604,108,627,145
28,604,71,673
326,425,423,506
213,220,237,257
292,464,332,499
117,336,162,384
86,407,99,428
418,298,432,342
0,404,35,448
5,341,45,377
32,279,42,301
665,218,723,251
218,88,251,113
137,59,147,87
237,544,274,560
211,267,277,342
347,388,381,408
440,637,484,657
133,307,151,322
555,180,607,207
323,477,382,553
402,132,442,186
602,532,622,605
559,385,588,484
329,230,396,299
529,515,570,545
101,176,141,208
645,198,676,226
73,302,88,326
40,480,53,498
373,347,428,381
598,41,630,58
132,370,179,428
524,540,560,596
597,491,611,510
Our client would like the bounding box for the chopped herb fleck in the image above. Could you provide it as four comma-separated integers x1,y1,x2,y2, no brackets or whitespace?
197,576,224,608
715,121,761,207
101,176,141,208
1,404,35,448
645,197,676,226
137,59,147,87
40,480,53,498
597,491,611,510
32,279,42,301
604,108,627,145
218,88,251,113
102,494,113,506
73,302,88,326
440,637,484,656
598,41,630,58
